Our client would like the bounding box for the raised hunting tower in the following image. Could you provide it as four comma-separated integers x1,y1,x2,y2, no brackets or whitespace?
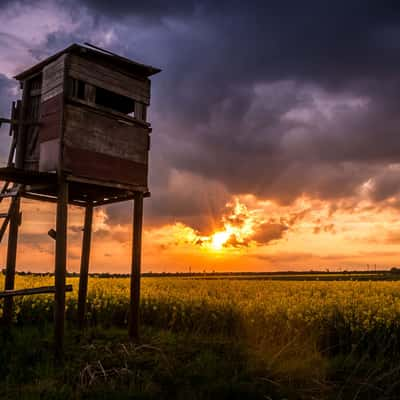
0,43,160,358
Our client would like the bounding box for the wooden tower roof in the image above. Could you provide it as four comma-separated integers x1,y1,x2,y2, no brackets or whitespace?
14,42,161,81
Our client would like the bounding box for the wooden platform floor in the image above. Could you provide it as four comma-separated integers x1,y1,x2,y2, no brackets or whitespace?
0,167,149,206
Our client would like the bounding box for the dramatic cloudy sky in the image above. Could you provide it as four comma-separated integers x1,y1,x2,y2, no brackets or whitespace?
1,0,400,272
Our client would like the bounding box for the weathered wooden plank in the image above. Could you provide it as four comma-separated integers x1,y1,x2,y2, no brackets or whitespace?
66,175,148,192
63,145,148,187
39,139,59,172
64,105,149,164
92,191,150,206
42,55,66,100
23,90,42,169
68,55,150,104
68,70,149,105
84,83,96,103
30,88,42,96
39,94,63,143
42,55,65,78
70,54,150,94
42,73,64,93
134,102,147,122
66,97,150,128
42,85,63,103
0,284,72,299
39,111,62,142
40,93,63,117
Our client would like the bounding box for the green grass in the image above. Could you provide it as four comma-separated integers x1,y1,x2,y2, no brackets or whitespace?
0,325,282,400
2,323,400,399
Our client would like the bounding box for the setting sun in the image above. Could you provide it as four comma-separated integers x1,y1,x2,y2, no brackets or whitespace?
210,231,231,250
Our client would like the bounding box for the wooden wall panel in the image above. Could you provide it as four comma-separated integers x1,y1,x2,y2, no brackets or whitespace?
64,105,149,164
42,54,66,102
63,145,148,187
39,94,63,143
68,55,150,105
23,77,42,170
39,138,59,172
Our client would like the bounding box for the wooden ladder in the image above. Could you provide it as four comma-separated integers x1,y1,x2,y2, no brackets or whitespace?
0,100,23,243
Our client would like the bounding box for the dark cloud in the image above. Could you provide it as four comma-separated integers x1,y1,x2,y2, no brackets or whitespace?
251,222,288,245
102,0,400,205
2,0,400,225
369,166,400,202
76,0,400,86
79,0,198,20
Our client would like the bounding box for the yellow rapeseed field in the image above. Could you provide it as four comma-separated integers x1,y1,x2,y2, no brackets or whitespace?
1,275,400,340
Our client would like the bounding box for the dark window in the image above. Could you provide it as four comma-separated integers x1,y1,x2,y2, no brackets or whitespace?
77,80,85,100
70,78,86,100
95,87,135,116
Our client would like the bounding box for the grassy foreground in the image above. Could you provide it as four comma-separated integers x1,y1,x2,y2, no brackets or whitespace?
1,323,400,400
2,275,400,399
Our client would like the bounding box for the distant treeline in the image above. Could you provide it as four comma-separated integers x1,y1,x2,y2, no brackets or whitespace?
1,268,398,278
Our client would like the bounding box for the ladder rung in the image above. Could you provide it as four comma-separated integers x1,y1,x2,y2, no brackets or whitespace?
0,213,9,218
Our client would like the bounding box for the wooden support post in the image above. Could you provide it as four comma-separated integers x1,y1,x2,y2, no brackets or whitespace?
54,180,68,360
2,196,21,325
77,204,93,330
128,193,144,340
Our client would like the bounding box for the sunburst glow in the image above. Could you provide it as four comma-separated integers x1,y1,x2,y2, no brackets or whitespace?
211,231,231,250
202,199,260,251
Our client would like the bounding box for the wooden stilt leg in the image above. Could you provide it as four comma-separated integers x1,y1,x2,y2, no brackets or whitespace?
77,204,93,330
3,196,21,325
128,193,143,340
54,180,68,361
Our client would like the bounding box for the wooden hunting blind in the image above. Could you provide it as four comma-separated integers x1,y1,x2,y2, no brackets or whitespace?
0,43,161,358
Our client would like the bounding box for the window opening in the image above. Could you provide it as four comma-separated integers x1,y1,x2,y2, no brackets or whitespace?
77,80,85,100
95,87,135,116
70,78,86,100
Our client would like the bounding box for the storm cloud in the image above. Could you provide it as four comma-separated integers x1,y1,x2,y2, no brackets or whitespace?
2,0,400,225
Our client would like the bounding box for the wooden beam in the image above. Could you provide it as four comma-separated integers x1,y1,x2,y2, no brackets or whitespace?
128,193,144,340
66,174,148,192
22,192,87,207
0,284,72,299
54,180,68,361
93,191,150,207
0,117,41,126
25,184,57,192
2,196,21,325
77,204,93,330
0,167,57,186
22,192,58,204
93,194,136,207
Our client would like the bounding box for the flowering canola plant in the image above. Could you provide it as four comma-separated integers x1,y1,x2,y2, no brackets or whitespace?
1,275,400,340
